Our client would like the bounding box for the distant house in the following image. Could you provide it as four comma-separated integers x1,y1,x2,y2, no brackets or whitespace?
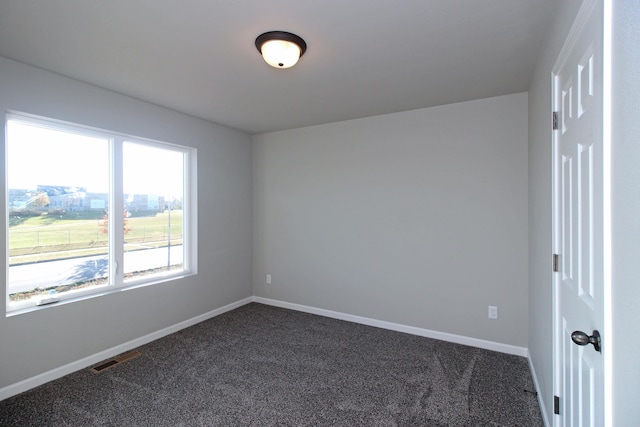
9,185,165,215
126,194,166,216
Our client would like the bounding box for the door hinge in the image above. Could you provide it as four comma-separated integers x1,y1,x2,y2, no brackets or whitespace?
553,254,559,272
554,395,560,415
553,111,559,130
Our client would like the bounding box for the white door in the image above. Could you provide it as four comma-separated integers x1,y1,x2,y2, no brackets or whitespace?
553,0,605,426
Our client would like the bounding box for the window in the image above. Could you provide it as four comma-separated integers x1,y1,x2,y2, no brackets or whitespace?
5,113,197,313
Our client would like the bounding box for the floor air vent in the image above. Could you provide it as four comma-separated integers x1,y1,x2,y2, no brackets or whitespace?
89,351,142,374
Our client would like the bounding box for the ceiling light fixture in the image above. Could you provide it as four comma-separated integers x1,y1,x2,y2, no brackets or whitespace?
255,31,307,69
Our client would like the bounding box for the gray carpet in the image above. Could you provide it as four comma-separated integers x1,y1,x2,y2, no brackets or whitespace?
0,303,543,426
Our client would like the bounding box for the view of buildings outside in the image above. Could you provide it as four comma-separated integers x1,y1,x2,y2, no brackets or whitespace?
6,118,185,304
8,186,184,302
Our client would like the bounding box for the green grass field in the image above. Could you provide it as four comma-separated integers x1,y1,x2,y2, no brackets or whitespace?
9,210,183,264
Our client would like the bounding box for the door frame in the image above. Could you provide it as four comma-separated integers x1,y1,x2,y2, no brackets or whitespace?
551,0,612,425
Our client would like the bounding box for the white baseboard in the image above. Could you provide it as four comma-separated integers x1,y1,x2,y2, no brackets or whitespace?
0,297,253,401
252,296,528,357
2,295,531,402
527,350,550,427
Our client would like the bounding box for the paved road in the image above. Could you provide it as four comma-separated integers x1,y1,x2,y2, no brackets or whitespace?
8,245,183,294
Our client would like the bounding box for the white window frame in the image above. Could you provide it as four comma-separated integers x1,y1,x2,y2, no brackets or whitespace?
5,112,198,314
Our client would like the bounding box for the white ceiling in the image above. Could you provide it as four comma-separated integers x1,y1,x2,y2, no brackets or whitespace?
0,1,554,134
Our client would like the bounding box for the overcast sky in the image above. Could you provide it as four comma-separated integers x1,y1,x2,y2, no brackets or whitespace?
7,119,184,199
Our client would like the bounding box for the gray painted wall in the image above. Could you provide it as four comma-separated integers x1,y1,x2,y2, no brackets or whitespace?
611,1,640,424
253,93,529,347
527,0,582,423
0,57,253,389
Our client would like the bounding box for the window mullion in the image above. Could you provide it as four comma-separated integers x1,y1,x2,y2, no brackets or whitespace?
111,137,125,286
186,150,197,274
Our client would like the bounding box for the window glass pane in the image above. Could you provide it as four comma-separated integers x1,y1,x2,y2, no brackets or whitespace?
7,120,110,303
123,141,184,281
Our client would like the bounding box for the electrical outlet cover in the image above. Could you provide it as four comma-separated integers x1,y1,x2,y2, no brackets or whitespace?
488,306,498,319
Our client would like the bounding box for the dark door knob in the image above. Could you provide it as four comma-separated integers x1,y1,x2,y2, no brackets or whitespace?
571,330,601,352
